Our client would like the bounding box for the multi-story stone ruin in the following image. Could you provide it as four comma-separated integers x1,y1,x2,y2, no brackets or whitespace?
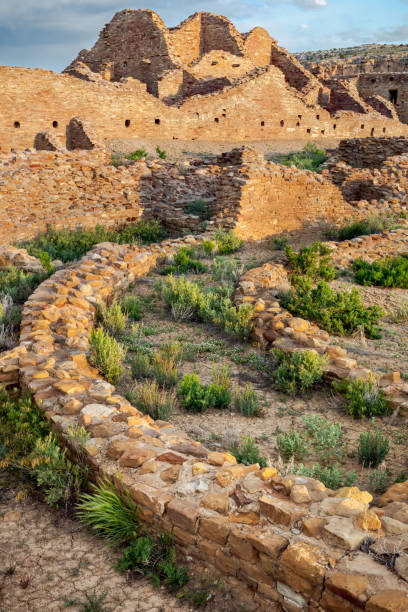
1,10,408,152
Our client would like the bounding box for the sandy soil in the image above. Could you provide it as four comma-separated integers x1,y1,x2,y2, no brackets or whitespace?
118,238,408,497
105,137,341,162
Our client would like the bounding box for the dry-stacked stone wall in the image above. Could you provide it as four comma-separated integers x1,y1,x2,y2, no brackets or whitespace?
335,137,408,168
0,236,408,610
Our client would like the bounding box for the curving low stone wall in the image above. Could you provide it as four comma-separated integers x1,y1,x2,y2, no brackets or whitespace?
0,236,408,611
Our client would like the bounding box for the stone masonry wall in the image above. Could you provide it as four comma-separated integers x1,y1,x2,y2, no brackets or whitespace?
335,136,408,168
0,236,408,610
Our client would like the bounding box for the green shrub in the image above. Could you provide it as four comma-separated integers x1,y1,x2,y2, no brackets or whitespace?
37,250,54,274
151,346,179,387
28,434,87,506
183,199,210,220
77,479,139,545
369,468,391,494
178,373,209,413
18,222,167,263
121,296,143,321
234,384,260,417
202,239,216,256
128,380,176,420
89,327,126,385
353,255,408,289
131,351,151,379
338,215,400,241
276,431,310,461
117,533,189,592
301,414,345,463
163,276,253,340
358,428,390,467
156,146,167,160
230,435,267,468
214,229,243,255
271,349,326,396
211,257,243,283
285,242,336,281
296,463,357,489
162,247,207,275
334,378,391,419
272,236,289,250
207,364,231,409
280,276,383,339
127,149,148,161
96,299,127,335
270,143,327,172
0,266,46,303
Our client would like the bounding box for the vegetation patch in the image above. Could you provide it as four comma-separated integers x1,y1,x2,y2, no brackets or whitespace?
161,246,207,275
89,327,127,385
19,221,167,263
280,275,383,338
335,214,403,241
271,348,326,396
230,435,267,468
358,428,390,467
353,255,408,289
334,378,391,419
268,143,328,172
285,241,336,281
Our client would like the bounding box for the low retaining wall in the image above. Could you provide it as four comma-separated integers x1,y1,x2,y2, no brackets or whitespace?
0,236,408,610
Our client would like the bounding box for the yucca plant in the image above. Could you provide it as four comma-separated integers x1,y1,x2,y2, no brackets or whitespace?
77,479,139,545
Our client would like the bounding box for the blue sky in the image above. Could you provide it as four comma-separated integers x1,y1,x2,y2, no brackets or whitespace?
0,0,407,72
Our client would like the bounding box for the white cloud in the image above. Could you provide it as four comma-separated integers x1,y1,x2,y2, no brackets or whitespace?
301,23,309,29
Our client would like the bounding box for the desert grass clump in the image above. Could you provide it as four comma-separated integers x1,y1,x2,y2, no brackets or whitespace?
369,468,392,494
337,214,401,241
296,463,357,490
207,364,231,409
234,384,260,417
77,479,139,545
128,380,176,420
230,435,267,468
151,346,180,387
211,257,243,283
162,246,207,275
269,143,327,172
89,327,126,385
358,428,390,468
334,378,391,419
271,348,326,396
390,302,408,323
121,295,143,321
96,299,127,335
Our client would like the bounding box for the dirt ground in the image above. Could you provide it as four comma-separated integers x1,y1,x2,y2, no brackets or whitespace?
105,137,341,162
0,474,238,612
117,237,408,497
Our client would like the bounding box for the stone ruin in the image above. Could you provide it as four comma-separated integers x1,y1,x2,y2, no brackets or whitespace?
1,10,408,152
1,10,408,612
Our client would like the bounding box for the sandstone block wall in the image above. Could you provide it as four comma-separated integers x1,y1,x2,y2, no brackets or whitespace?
335,136,408,168
0,236,407,611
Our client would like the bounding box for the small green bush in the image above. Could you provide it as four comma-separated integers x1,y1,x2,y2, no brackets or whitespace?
280,276,383,339
353,255,408,289
131,351,151,379
183,199,210,220
0,266,46,303
207,365,231,410
214,229,243,255
89,327,126,385
358,428,390,467
202,239,216,256
178,373,208,413
338,215,400,241
230,435,267,468
156,146,167,160
96,299,127,335
234,384,260,417
151,346,180,387
162,247,207,275
270,143,327,172
19,221,167,263
285,242,336,281
369,468,391,494
127,149,148,161
128,380,176,420
296,463,357,489
117,533,189,592
302,414,345,463
272,236,289,250
163,276,253,340
121,296,143,321
334,378,391,419
276,430,310,461
271,349,326,396
77,479,139,545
